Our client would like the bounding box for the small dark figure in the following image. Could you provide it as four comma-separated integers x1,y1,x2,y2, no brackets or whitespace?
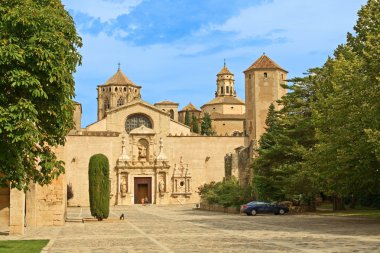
120,213,124,220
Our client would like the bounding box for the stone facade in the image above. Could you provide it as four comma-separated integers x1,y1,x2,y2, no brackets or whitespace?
201,64,246,135
178,103,201,124
2,54,287,234
25,177,66,227
154,100,179,121
244,54,288,141
97,69,142,121
63,99,245,206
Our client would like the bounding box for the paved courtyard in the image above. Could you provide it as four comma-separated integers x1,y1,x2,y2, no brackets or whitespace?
1,204,380,252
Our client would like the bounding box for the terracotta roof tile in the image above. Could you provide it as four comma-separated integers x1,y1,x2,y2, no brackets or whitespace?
217,65,233,75
104,69,137,86
180,103,201,112
155,100,179,105
202,96,245,107
244,54,287,73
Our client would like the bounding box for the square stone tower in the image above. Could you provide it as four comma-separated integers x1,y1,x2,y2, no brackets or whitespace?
244,54,287,141
97,68,142,120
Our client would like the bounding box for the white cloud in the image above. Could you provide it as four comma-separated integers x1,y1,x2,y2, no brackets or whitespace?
62,0,142,22
208,0,366,53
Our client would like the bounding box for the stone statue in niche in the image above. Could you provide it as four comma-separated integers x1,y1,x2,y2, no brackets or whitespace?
138,144,147,159
158,179,165,194
120,176,127,197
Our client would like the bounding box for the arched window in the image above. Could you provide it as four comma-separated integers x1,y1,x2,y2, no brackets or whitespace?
125,114,152,133
169,109,174,120
117,97,124,106
221,87,224,94
104,98,110,111
264,72,268,79
226,86,229,94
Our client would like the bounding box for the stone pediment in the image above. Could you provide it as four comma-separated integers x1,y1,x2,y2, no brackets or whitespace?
129,125,155,135
107,99,170,116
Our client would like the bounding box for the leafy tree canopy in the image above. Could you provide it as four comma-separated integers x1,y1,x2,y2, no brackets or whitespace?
0,0,82,190
309,0,380,199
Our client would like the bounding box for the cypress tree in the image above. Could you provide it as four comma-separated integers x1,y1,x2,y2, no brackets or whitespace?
192,115,199,133
185,110,191,126
201,112,213,136
88,154,110,220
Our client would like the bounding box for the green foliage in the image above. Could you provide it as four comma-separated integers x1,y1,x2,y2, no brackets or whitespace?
184,111,191,126
201,112,214,136
88,154,110,220
251,1,380,210
0,0,82,190
308,0,380,201
198,178,252,207
252,75,318,204
191,115,199,133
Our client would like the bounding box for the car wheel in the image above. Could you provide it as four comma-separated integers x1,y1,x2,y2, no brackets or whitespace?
251,209,257,216
279,209,285,215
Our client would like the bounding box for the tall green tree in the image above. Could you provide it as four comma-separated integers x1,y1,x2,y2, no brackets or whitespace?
252,74,318,205
0,0,82,190
184,111,191,126
308,0,380,209
89,154,110,220
201,112,214,136
192,115,199,133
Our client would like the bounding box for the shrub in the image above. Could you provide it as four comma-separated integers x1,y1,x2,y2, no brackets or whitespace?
88,154,110,220
198,178,251,207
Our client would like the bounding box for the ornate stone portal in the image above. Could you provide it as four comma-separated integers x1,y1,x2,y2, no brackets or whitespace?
116,125,170,205
172,157,192,198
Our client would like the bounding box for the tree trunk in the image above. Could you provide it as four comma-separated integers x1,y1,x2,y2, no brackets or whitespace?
332,196,345,211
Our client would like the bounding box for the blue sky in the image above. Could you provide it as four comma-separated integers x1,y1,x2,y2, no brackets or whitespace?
62,0,367,127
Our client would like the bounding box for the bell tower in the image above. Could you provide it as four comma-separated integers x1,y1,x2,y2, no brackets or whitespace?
97,67,142,120
215,60,236,97
244,53,287,141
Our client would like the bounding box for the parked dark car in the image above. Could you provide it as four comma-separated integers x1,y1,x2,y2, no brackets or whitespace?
240,201,289,216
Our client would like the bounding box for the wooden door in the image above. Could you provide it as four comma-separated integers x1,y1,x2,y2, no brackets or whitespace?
134,177,152,204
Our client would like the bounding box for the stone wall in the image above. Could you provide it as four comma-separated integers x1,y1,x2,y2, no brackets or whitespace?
9,189,25,234
59,134,245,207
26,176,66,227
225,145,252,186
62,135,120,207
166,136,245,187
212,119,244,135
